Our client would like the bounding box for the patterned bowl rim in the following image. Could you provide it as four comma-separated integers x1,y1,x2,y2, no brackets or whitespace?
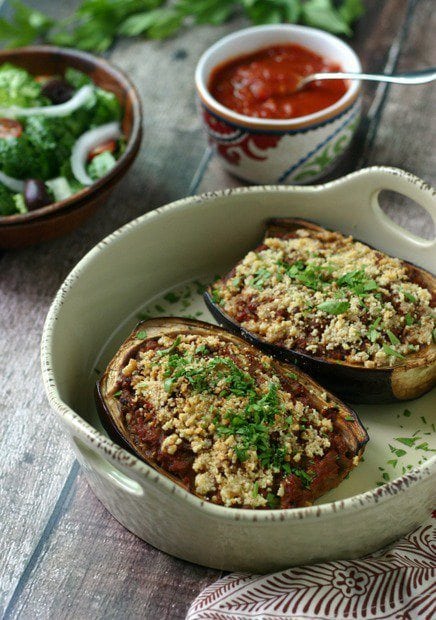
41,166,436,524
195,24,362,131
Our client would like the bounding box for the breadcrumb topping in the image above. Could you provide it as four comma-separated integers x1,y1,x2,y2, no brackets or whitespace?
121,333,334,508
212,229,435,367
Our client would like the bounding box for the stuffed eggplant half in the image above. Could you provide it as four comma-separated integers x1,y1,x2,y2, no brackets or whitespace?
205,219,436,404
96,318,368,510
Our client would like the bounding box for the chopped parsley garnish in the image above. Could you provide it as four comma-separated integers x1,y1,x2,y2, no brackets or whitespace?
250,268,271,290
252,481,259,498
114,390,122,397
317,300,350,315
389,444,407,458
403,409,412,417
158,344,319,480
267,493,280,508
386,330,400,346
405,313,414,326
211,289,222,304
286,371,298,380
395,436,420,447
278,260,333,291
368,316,382,342
403,291,416,303
382,344,405,359
337,268,378,297
136,330,148,340
163,292,180,304
344,416,355,421
156,336,181,358
163,378,174,393
194,280,207,294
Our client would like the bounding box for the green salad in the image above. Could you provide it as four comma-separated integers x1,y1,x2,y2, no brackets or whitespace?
0,63,125,216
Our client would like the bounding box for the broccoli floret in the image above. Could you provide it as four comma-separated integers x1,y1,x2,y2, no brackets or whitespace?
0,63,46,108
0,135,49,179
64,69,120,125
91,89,121,125
63,106,94,138
64,67,93,89
25,115,75,163
0,117,76,180
0,183,18,215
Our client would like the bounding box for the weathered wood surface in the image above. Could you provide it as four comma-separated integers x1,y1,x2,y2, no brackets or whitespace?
0,1,434,618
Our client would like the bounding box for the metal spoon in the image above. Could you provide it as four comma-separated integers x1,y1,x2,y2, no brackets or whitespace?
295,67,436,92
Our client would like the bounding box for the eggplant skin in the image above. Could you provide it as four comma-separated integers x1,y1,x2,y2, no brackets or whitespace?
205,218,436,404
96,317,368,510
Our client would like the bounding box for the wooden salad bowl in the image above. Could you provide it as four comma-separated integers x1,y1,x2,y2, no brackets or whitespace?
0,46,143,249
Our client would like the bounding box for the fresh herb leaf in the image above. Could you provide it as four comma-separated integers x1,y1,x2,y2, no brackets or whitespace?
114,390,122,397
0,0,53,48
252,481,259,498
211,288,222,304
382,344,405,359
386,330,400,346
339,0,365,22
163,291,180,304
286,371,298,380
403,313,413,326
344,416,355,421
302,0,353,36
136,330,148,339
403,291,417,303
0,0,364,51
267,492,280,508
395,437,420,447
157,336,181,356
163,377,174,393
249,267,271,290
317,300,350,315
403,409,412,417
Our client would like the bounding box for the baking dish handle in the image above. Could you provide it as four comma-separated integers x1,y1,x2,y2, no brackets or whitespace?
73,437,144,496
364,167,435,249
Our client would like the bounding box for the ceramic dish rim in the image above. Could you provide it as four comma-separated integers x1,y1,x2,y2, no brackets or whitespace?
41,166,436,524
195,24,362,131
0,45,143,226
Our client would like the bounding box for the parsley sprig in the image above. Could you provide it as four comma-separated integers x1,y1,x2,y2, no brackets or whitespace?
0,0,365,52
158,339,314,486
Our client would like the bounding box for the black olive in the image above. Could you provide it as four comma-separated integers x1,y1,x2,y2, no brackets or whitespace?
41,79,74,104
24,179,52,211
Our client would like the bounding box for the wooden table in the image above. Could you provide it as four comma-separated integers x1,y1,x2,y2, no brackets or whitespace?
1,1,434,618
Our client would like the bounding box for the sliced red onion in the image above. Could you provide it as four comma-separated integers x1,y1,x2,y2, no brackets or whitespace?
0,85,93,118
71,122,121,185
0,169,24,192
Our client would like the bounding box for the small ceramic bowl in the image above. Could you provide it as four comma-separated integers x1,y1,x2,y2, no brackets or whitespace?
0,46,142,249
42,167,435,573
195,25,361,184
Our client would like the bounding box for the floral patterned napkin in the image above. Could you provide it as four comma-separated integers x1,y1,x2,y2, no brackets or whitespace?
187,512,435,620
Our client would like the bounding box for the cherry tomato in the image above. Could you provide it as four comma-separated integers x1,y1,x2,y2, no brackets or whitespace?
35,74,52,84
0,118,23,139
88,140,117,161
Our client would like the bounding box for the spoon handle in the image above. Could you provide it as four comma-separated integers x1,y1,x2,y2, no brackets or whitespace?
302,68,436,87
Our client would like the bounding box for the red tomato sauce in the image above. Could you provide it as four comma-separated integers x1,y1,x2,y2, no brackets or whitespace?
208,44,347,120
